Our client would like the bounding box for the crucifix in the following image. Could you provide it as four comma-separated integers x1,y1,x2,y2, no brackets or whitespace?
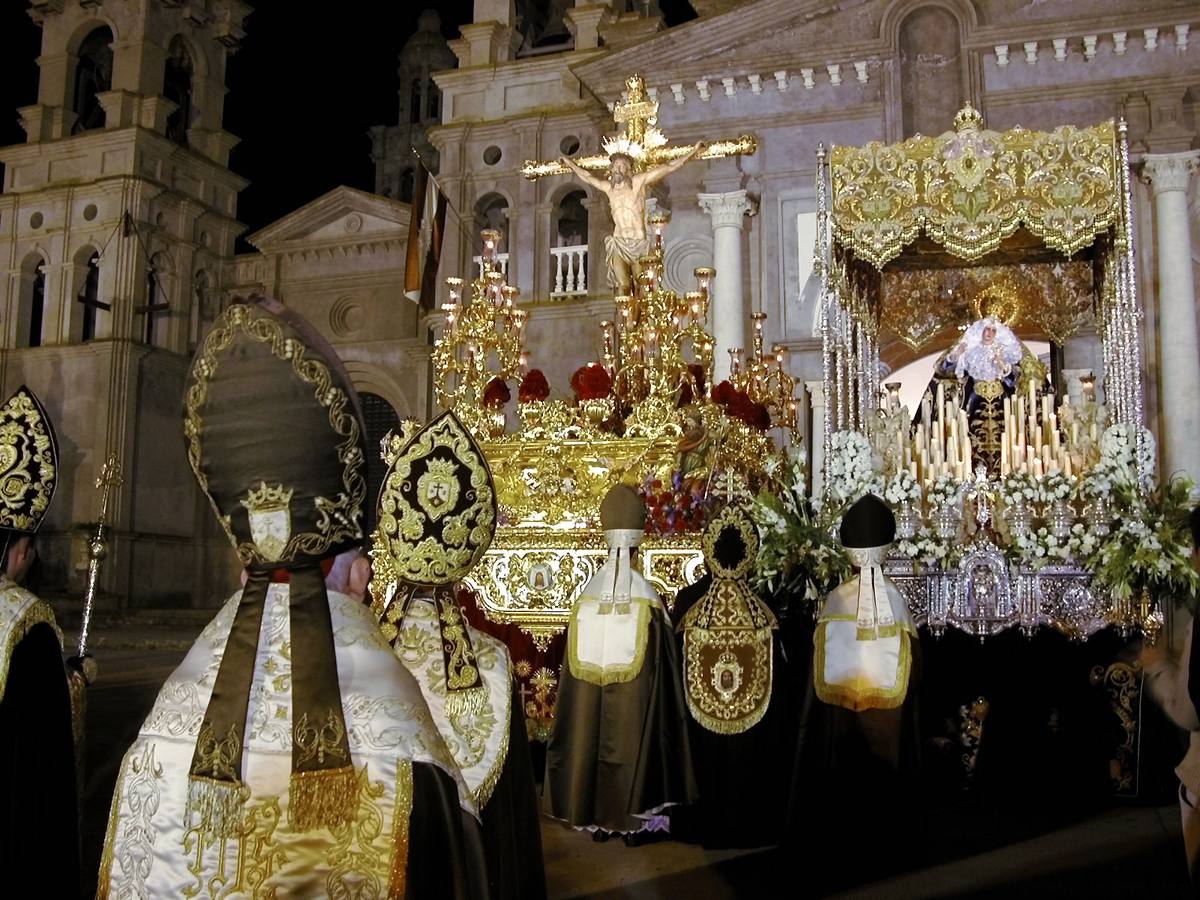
134,265,169,345
521,74,756,295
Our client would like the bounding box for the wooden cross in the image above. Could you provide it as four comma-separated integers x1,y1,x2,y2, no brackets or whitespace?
134,266,170,344
521,73,757,180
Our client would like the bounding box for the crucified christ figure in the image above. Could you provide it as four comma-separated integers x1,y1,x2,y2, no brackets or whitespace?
559,144,702,295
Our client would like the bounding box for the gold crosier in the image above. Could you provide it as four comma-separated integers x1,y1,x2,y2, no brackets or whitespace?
520,74,757,179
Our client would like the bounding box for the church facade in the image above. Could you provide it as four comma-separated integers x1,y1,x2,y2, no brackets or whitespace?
0,0,1196,609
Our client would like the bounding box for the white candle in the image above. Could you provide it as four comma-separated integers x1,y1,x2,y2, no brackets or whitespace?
1001,443,1009,475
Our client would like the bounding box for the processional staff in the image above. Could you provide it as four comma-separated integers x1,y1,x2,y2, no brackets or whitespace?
76,454,123,661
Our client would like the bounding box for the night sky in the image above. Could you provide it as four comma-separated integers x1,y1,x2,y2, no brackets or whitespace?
0,1,694,247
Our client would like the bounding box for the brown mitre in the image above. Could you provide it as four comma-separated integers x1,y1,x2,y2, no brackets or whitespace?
599,483,646,531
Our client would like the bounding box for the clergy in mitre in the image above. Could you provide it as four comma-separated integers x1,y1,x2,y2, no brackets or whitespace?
371,410,546,900
671,502,795,849
544,484,696,840
0,386,80,896
97,297,485,899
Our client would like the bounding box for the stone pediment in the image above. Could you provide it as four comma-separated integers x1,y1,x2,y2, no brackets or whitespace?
245,185,411,251
571,0,893,98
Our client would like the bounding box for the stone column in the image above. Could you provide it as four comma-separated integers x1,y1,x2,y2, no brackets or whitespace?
1141,151,1200,480
698,190,756,382
806,380,826,498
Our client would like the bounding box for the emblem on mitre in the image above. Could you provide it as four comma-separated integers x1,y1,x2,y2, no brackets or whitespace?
417,457,460,522
242,481,293,561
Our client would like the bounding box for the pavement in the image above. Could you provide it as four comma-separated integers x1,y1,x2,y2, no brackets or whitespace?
70,615,1193,898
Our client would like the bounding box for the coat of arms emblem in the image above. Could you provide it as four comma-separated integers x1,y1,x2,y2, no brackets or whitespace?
417,458,459,522
242,481,293,560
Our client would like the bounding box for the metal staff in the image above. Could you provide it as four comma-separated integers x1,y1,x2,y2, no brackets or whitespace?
76,455,122,659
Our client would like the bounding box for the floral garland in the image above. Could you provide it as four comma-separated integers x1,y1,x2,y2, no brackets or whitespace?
822,430,884,512
895,526,959,567
1099,423,1156,483
1008,523,1099,569
753,444,850,602
998,471,1039,508
1038,471,1075,504
1086,476,1199,608
884,469,921,506
926,473,963,508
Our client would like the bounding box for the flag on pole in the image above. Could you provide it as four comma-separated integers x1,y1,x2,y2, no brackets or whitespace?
404,159,448,310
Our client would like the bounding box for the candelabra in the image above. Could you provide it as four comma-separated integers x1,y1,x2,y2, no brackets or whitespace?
731,312,801,431
431,228,528,436
599,214,715,434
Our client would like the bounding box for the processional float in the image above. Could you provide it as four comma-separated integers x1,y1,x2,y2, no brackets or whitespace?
816,103,1159,640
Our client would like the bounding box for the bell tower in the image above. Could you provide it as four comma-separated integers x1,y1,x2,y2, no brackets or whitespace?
0,0,251,608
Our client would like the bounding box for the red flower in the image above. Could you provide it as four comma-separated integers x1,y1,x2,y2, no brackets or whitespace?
571,363,613,401
518,369,550,403
711,380,735,407
483,377,511,409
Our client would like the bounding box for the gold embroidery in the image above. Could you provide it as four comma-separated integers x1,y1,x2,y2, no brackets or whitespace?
112,743,166,898
439,601,480,691
567,598,651,686
813,616,913,711
369,412,495,589
388,760,414,899
0,388,57,533
184,304,366,565
294,709,350,766
193,721,242,781
0,579,60,705
326,766,391,899
182,797,287,899
241,482,293,561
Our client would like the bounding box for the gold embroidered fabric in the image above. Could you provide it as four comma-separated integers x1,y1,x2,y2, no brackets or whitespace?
681,506,777,734
0,387,59,535
831,106,1117,269
372,411,497,588
0,575,61,705
183,301,366,566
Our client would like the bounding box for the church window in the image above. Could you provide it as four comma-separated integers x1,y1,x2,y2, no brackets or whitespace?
426,84,440,121
164,36,195,147
399,168,415,203
560,135,580,156
555,189,588,247
898,7,964,140
473,194,509,251
483,145,502,166
72,26,114,134
79,251,100,342
17,254,47,349
410,78,423,124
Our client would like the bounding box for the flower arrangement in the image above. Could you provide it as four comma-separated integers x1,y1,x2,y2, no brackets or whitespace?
483,377,510,409
823,430,884,511
752,444,850,602
998,471,1039,508
884,470,921,506
1099,423,1156,484
1009,525,1074,568
896,527,957,567
926,473,963,508
1038,471,1075,504
518,369,550,403
570,362,613,401
710,379,770,431
1087,476,1199,609
639,471,713,535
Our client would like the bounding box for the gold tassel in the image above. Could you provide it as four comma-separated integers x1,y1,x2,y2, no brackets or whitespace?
289,765,359,831
186,776,249,839
445,683,487,720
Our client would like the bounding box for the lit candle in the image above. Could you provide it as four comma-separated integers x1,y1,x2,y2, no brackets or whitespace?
1001,443,1009,475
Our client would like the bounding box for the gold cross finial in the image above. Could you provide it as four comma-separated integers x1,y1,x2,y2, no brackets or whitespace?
520,71,757,180
95,455,124,525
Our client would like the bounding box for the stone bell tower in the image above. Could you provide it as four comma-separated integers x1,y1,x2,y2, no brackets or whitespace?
0,0,251,608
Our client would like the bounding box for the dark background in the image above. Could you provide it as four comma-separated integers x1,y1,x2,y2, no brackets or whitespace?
0,1,695,242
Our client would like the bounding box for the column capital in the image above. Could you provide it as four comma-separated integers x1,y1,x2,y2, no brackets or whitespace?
804,379,826,404
1140,151,1200,195
697,190,756,229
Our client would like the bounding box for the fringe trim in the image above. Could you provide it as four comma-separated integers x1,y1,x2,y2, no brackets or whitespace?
289,764,359,832
444,683,487,720
186,775,250,839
